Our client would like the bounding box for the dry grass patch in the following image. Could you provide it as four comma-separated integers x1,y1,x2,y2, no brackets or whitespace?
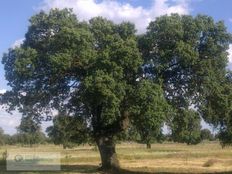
0,142,232,173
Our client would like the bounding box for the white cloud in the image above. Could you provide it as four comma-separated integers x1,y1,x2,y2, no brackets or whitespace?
228,44,232,63
11,38,25,49
0,110,21,135
0,89,6,94
0,103,53,135
39,0,191,33
227,44,232,70
0,108,53,135
201,119,217,134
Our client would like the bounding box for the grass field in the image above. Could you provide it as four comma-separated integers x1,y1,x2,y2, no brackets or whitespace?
0,141,232,174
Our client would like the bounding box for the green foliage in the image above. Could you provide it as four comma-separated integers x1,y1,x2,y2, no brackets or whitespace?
218,129,232,147
169,109,201,145
200,71,232,146
0,128,4,145
0,128,10,145
139,14,232,145
17,116,40,134
11,132,46,146
46,114,90,148
200,129,214,141
140,14,231,107
1,9,142,140
17,115,46,145
131,80,169,146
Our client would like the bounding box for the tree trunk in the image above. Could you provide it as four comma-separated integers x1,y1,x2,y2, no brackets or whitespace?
63,144,67,149
146,143,151,149
96,136,120,170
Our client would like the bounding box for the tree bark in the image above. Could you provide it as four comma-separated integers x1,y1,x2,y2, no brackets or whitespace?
63,144,67,149
146,143,151,149
96,136,120,170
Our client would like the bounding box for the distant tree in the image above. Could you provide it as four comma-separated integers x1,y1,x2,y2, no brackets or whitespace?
170,109,201,145
114,124,141,142
163,133,172,142
46,114,89,149
0,127,5,145
17,115,46,146
0,128,13,145
3,134,12,145
125,125,141,142
0,127,4,135
200,129,214,141
131,80,169,148
218,129,232,147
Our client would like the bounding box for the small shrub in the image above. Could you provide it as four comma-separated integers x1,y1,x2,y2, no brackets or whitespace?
202,159,218,167
0,151,7,166
2,151,7,160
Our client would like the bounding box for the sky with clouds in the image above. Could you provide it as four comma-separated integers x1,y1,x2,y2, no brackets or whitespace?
0,0,232,134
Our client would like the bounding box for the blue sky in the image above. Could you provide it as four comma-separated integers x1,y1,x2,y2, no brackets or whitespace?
0,0,232,134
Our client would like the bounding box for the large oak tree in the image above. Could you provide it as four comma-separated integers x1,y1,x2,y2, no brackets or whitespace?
1,9,168,170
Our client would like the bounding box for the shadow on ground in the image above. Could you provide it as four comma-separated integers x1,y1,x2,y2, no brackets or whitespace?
0,164,96,174
0,164,232,174
117,169,232,174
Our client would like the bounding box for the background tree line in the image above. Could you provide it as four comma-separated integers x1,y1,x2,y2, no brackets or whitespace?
0,125,217,147
0,115,48,146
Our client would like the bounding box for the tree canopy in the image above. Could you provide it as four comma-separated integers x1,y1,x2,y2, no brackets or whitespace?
139,14,232,145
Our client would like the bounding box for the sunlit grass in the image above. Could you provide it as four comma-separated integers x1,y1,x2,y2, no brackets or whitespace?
0,141,232,173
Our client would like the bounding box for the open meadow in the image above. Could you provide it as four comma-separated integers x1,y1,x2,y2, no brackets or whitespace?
0,142,232,174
